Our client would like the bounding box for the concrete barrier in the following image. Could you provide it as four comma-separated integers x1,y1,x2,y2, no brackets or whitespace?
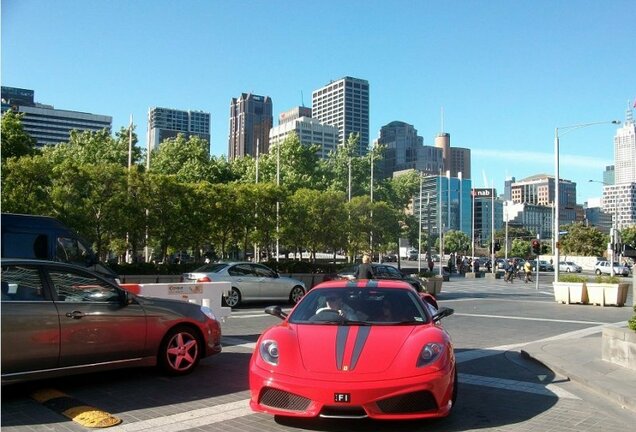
119,282,232,322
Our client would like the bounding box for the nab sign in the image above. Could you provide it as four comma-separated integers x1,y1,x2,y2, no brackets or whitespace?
473,188,495,198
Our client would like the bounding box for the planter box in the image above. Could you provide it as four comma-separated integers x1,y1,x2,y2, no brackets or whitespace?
602,326,636,370
586,283,629,307
422,276,443,296
552,282,588,304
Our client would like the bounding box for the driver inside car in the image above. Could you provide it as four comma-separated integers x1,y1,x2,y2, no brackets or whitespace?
316,294,358,320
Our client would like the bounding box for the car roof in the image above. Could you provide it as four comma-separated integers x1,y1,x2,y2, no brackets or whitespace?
1,258,106,274
313,279,414,290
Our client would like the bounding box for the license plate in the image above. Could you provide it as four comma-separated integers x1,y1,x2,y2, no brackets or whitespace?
334,393,351,403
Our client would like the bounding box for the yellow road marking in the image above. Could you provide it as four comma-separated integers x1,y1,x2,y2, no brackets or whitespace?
31,388,122,428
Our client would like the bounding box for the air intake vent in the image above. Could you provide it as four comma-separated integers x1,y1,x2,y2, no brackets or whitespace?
376,390,438,414
259,387,311,412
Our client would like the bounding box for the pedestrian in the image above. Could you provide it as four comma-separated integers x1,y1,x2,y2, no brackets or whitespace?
524,260,533,283
354,254,374,279
428,257,434,273
504,260,514,283
473,259,480,273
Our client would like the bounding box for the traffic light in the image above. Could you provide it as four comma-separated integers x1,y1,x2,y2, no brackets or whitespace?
531,239,541,254
493,241,501,251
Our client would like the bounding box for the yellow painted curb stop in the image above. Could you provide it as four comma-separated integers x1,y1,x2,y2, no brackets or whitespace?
31,388,122,428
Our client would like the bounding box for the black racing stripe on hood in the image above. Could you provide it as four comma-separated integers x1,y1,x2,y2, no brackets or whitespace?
335,326,349,370
349,326,371,370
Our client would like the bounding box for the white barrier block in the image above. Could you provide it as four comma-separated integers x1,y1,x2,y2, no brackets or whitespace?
136,282,232,322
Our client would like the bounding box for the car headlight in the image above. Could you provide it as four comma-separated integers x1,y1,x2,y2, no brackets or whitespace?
416,342,444,367
260,340,279,366
200,306,217,321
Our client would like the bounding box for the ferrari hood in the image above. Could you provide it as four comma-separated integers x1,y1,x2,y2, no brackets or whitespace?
296,325,415,373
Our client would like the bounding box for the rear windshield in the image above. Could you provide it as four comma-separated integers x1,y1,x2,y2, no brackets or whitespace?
194,263,228,273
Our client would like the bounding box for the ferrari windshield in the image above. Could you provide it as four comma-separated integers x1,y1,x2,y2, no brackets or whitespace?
289,287,430,325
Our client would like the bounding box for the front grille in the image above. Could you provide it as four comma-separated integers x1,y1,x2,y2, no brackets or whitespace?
259,387,311,412
376,390,438,414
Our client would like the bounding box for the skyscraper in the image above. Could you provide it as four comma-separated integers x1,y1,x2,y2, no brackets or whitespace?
375,121,443,179
228,93,273,160
1,86,112,148
147,107,210,154
312,77,369,155
601,104,636,229
269,113,338,159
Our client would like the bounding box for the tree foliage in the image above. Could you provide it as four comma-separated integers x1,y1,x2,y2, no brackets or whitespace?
1,111,36,159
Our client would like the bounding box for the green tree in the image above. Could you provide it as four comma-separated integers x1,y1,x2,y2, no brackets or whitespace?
443,230,471,255
1,111,36,159
50,163,129,260
559,222,606,256
510,238,531,258
150,134,210,182
621,226,636,248
1,154,54,215
43,127,141,168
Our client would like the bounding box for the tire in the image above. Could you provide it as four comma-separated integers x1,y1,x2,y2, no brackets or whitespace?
595,269,602,275
566,268,571,273
159,325,201,375
225,287,241,307
289,285,305,305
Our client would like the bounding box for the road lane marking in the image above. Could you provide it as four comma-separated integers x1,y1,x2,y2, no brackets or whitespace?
459,373,580,399
109,399,252,432
453,312,606,325
222,336,257,349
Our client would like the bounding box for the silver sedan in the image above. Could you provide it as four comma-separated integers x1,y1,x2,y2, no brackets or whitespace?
559,261,582,273
182,262,306,307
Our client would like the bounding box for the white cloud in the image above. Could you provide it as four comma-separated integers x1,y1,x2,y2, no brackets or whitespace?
472,149,611,169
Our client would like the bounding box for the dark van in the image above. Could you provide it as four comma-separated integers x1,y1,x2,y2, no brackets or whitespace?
1,213,118,281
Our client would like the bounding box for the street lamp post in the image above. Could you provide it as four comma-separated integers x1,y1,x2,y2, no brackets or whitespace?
554,120,620,283
589,179,619,276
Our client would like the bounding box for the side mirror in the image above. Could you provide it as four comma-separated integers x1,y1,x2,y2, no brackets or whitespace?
433,306,454,323
265,305,288,320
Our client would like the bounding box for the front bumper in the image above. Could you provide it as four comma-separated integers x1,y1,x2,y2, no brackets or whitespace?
249,364,454,420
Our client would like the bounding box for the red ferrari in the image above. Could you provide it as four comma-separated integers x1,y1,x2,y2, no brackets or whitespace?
249,279,456,420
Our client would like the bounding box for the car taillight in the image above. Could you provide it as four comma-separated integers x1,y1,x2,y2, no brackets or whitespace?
197,276,211,282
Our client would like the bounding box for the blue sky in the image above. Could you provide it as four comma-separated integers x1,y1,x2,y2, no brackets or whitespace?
2,0,634,202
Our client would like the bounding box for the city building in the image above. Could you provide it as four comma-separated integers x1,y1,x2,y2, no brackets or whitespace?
312,76,369,156
584,198,612,234
412,173,473,240
228,93,273,160
269,115,338,159
473,191,504,248
510,174,577,227
433,132,472,179
375,121,444,179
603,165,615,186
505,201,553,240
278,106,312,125
147,107,210,154
599,106,636,230
1,86,112,148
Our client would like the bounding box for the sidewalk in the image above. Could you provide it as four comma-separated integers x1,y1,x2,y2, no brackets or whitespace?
521,331,636,413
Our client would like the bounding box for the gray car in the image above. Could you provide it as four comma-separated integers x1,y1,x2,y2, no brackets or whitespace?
1,259,222,384
181,262,306,307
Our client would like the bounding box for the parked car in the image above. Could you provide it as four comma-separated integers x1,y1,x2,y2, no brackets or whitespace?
594,260,629,276
559,261,582,273
249,279,456,420
181,262,306,307
382,253,398,262
530,260,554,272
1,259,222,384
335,263,423,292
